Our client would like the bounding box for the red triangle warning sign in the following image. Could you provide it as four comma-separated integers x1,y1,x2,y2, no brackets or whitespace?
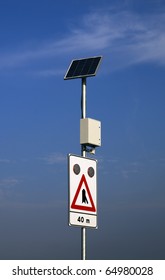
71,174,96,212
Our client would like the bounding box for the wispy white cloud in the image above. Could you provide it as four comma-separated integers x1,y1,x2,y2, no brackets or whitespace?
41,152,66,165
0,8,165,74
0,198,67,209
100,157,144,178
33,69,65,77
0,178,20,187
0,159,12,164
0,178,20,203
105,199,165,211
121,168,139,179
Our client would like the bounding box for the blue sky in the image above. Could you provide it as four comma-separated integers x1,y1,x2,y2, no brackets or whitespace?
0,0,165,260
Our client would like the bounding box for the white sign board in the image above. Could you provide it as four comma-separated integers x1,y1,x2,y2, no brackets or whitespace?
68,154,97,228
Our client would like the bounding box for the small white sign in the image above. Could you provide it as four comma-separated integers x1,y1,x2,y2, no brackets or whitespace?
68,154,97,228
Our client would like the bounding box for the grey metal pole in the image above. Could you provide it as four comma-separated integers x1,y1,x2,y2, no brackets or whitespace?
81,77,86,260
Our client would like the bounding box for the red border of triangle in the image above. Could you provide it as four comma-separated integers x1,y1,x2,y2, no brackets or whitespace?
71,174,96,212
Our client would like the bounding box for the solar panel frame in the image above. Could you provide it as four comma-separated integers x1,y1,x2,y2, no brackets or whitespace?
64,56,102,80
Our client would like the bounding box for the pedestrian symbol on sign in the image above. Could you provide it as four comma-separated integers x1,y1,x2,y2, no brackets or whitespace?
82,189,88,204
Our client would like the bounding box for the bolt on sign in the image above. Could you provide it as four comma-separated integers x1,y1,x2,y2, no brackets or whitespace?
68,154,97,228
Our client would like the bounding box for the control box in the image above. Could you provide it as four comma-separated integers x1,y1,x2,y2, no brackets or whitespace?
80,118,101,147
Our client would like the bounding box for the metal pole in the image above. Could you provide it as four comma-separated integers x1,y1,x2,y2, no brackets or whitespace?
81,77,86,260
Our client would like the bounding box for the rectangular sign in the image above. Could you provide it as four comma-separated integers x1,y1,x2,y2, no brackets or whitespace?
68,154,97,228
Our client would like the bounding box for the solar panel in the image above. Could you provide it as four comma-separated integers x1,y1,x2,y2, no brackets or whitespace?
64,56,102,80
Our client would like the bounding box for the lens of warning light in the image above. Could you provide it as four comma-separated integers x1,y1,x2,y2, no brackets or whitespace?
88,167,95,177
73,164,80,175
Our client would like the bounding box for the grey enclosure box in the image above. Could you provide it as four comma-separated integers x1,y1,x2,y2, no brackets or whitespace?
80,118,101,147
